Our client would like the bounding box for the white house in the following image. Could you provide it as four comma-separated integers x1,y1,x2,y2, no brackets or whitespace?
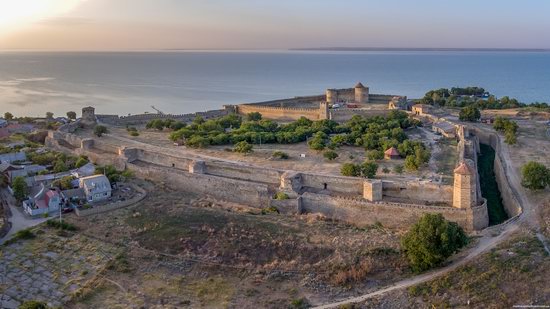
79,175,112,203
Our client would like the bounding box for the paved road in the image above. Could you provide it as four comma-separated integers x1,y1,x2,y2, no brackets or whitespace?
0,189,49,245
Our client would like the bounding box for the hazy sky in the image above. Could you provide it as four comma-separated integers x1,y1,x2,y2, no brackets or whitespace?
1,0,549,50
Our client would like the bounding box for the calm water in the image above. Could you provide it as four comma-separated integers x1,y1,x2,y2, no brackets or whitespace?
1,51,549,117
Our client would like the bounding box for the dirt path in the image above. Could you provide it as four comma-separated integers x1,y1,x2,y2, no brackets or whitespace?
313,133,539,308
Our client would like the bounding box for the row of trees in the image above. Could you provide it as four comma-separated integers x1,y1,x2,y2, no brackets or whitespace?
4,111,78,121
341,161,378,179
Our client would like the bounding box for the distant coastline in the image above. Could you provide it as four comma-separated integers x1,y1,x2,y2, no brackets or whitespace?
291,47,550,52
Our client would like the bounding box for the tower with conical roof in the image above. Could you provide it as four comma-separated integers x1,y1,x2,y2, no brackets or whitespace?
354,82,369,104
453,160,477,209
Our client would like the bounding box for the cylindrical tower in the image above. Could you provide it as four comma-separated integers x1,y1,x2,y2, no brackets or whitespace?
326,89,337,104
354,82,369,104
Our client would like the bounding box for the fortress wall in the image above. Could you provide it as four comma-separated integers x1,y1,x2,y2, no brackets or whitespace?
300,192,472,231
469,128,522,217
126,162,271,206
330,109,391,122
382,181,453,204
369,94,398,104
90,139,120,155
135,149,194,170
236,104,321,121
96,108,229,126
245,95,326,107
300,174,364,195
205,161,281,185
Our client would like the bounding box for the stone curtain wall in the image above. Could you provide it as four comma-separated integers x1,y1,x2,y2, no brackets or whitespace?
96,108,230,126
382,181,453,204
330,109,391,122
300,192,474,231
236,104,321,121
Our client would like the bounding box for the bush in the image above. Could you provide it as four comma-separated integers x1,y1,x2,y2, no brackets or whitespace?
360,161,378,179
130,131,140,137
394,165,404,174
246,112,262,121
521,161,550,190
458,106,481,122
233,141,253,154
272,151,289,160
366,149,384,161
274,192,289,200
12,176,28,201
261,206,280,215
401,214,468,272
290,298,310,309
17,301,51,309
46,219,77,231
74,156,89,168
323,150,339,161
94,125,108,137
341,163,360,177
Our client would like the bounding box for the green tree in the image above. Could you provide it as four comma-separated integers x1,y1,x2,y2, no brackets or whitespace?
75,156,89,168
233,141,253,154
4,112,13,120
94,125,108,137
12,176,28,201
360,161,378,179
66,111,77,120
521,161,550,190
394,164,404,174
186,136,210,148
272,151,289,160
401,214,468,272
53,160,68,173
366,149,384,161
45,112,54,119
458,106,481,122
404,155,419,171
246,112,262,122
504,131,517,145
341,163,360,177
323,150,339,161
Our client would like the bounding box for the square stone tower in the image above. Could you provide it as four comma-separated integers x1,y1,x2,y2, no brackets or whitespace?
81,106,97,127
354,82,369,104
452,160,477,208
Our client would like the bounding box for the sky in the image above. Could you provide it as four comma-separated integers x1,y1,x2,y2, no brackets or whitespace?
0,0,549,50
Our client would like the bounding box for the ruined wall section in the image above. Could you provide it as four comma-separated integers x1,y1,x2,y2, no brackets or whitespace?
236,104,321,121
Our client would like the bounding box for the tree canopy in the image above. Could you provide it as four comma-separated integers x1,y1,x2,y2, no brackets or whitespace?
459,106,481,122
521,161,550,190
401,214,468,272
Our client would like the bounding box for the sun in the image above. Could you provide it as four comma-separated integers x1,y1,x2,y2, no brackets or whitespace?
0,0,83,32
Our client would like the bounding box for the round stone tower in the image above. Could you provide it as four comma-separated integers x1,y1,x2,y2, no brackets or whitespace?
354,82,369,104
81,106,97,127
452,161,477,209
326,89,337,104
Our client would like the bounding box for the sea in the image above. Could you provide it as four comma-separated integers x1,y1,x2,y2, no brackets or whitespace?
1,50,550,117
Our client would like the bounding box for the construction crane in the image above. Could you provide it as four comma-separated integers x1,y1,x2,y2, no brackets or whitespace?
151,105,165,115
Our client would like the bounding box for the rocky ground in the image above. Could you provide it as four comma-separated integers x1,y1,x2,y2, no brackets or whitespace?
0,228,120,308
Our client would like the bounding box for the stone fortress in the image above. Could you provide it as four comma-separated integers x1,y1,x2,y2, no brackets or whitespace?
45,85,522,233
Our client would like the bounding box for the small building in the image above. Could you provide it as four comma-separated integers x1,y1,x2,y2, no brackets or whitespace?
388,97,413,111
432,121,457,138
79,175,112,203
23,187,62,216
412,104,432,116
384,147,401,160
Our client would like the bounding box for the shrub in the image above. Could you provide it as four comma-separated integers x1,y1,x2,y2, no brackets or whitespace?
246,112,262,121
323,150,339,161
274,192,289,200
17,301,50,309
382,167,390,173
401,214,468,272
74,156,89,168
272,151,289,160
261,206,280,215
290,298,310,309
341,163,360,177
130,131,140,137
12,176,28,201
458,106,481,122
521,161,550,190
360,161,378,179
46,219,77,231
186,136,210,148
233,141,253,154
94,125,108,137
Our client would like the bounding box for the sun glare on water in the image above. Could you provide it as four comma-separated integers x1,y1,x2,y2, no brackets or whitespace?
0,0,83,35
